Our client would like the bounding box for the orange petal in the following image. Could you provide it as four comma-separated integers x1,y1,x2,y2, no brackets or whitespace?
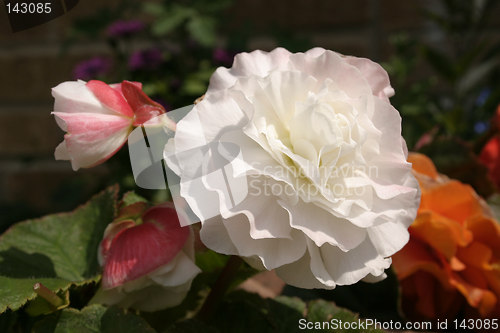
400,271,463,320
457,241,493,270
466,216,500,254
413,272,438,318
479,137,500,178
408,153,439,179
392,238,451,288
411,212,473,259
449,273,497,317
450,256,466,271
419,181,484,224
461,266,489,289
484,264,500,302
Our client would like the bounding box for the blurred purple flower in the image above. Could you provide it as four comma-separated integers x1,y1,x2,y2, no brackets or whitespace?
73,57,112,80
106,20,145,38
129,48,164,71
213,48,235,66
475,88,491,107
474,121,489,134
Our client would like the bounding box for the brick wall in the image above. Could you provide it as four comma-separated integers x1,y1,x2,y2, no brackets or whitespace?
0,0,498,229
0,0,119,229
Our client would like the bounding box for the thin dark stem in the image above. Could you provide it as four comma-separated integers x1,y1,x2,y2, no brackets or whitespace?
197,255,243,322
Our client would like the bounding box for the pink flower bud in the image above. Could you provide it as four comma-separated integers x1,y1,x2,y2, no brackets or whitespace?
100,204,190,289
92,203,200,311
51,80,168,170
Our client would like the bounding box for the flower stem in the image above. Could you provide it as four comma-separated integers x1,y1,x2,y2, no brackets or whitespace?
33,283,64,308
197,255,243,321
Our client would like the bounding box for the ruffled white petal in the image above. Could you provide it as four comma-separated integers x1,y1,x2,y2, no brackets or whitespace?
208,48,292,91
319,239,391,286
367,221,410,257
344,56,395,100
281,199,367,250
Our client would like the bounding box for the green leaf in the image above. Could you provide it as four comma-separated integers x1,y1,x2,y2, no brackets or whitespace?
100,306,156,333
457,58,499,95
307,299,340,322
115,191,149,222
181,78,209,96
203,290,384,333
274,296,306,315
151,6,194,36
195,250,228,273
421,45,456,81
196,251,259,290
25,287,70,316
143,3,166,16
120,191,148,206
187,16,216,47
0,186,118,314
306,299,384,333
33,304,156,333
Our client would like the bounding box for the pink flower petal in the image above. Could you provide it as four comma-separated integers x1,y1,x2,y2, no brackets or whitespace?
52,81,118,116
52,112,132,170
110,81,142,93
120,80,166,126
102,205,190,289
53,112,131,137
99,220,137,266
87,80,134,118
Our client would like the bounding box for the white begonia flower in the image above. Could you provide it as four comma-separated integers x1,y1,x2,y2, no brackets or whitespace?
165,47,420,289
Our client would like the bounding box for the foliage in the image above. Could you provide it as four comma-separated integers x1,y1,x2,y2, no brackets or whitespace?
0,187,117,315
0,186,386,332
32,304,156,333
384,0,500,197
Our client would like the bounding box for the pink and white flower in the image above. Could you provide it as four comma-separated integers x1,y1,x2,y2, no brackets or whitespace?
92,203,200,311
52,80,169,170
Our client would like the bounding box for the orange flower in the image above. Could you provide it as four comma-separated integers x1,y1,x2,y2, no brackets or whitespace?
392,153,500,320
480,105,500,190
480,135,500,190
